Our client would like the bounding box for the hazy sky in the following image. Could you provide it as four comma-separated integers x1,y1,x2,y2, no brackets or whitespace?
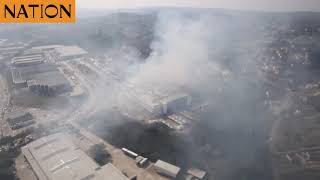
78,0,320,12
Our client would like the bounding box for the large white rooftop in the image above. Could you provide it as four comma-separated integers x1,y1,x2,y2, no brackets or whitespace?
55,46,88,58
22,133,129,180
31,45,88,58
32,45,64,50
154,160,181,178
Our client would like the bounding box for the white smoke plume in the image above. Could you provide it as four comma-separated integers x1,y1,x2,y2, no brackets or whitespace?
128,12,226,94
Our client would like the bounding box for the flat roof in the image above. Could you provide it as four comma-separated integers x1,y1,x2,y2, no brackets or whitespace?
187,168,206,179
22,133,129,180
13,63,58,76
5,111,30,120
154,160,181,176
11,63,70,87
27,71,70,87
13,54,43,60
124,81,188,107
11,63,58,84
0,46,25,52
22,133,100,180
92,163,129,180
55,46,88,57
23,49,43,54
134,91,189,109
161,93,189,104
13,59,43,66
32,45,64,50
12,55,44,65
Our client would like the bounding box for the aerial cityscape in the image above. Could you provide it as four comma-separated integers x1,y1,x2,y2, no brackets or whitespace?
0,5,320,180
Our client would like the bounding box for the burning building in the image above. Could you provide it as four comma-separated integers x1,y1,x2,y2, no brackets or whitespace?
128,88,192,116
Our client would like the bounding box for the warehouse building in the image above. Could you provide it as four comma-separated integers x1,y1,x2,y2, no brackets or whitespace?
11,54,44,67
11,68,28,87
162,93,192,114
54,45,88,61
0,46,26,57
23,49,45,56
31,45,64,51
27,71,72,96
186,168,207,180
0,46,26,53
0,40,28,57
22,133,129,180
5,111,33,124
32,45,88,61
6,110,35,130
132,91,192,116
154,160,181,178
123,81,192,116
11,63,71,95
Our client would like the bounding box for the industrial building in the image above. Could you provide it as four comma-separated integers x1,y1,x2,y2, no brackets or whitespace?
0,41,27,57
27,71,72,96
121,80,192,117
22,133,129,180
23,49,45,55
11,54,44,67
186,168,207,180
131,91,192,116
31,45,64,51
11,63,71,95
6,111,32,122
162,93,192,114
5,111,34,131
154,160,181,178
11,63,50,87
0,46,26,54
9,46,73,95
54,46,88,60
31,45,88,61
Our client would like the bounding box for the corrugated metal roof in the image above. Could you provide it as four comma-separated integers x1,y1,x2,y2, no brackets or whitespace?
22,133,129,180
11,63,70,88
27,71,70,87
12,54,43,61
14,63,58,76
92,163,129,180
24,133,100,180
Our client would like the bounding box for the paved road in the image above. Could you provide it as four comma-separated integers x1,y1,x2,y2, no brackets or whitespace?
0,75,9,137
61,61,99,121
0,76,5,106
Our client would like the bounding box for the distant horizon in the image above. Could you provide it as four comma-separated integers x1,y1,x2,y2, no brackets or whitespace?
77,6,320,13
77,0,320,12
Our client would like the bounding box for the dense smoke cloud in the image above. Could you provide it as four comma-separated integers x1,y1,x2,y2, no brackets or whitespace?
126,11,270,105
128,12,227,96
81,10,312,180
